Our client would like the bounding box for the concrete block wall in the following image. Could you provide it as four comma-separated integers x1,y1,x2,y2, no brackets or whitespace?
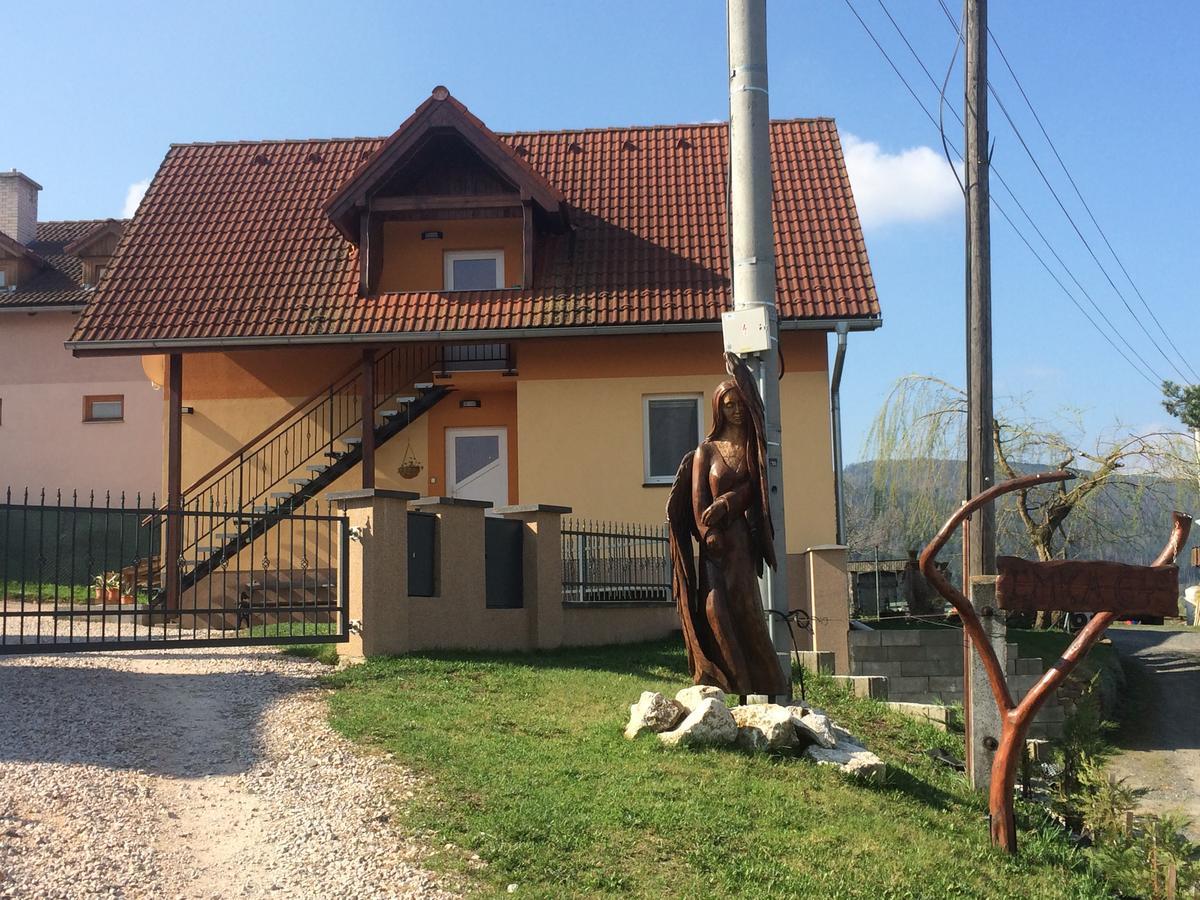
849,628,1065,739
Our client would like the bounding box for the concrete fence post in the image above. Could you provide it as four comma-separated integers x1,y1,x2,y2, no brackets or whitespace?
327,489,419,661
805,544,851,675
966,575,1007,790
494,504,572,650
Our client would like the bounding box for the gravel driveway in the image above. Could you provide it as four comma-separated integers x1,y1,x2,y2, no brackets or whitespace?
1108,627,1200,841
0,646,458,899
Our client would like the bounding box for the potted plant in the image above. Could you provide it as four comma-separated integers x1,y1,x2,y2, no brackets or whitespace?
91,572,121,604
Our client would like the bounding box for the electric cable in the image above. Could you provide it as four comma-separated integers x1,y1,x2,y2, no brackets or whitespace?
842,0,1168,390
934,0,1197,384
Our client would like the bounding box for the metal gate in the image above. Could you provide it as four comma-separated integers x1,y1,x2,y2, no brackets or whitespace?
484,516,523,609
0,488,349,653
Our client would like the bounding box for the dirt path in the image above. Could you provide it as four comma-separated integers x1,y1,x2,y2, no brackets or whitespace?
0,647,458,899
1108,627,1200,841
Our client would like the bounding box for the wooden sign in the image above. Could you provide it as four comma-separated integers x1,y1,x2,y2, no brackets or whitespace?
996,556,1179,617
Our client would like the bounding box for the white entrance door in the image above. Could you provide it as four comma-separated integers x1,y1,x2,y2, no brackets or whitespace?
445,427,509,509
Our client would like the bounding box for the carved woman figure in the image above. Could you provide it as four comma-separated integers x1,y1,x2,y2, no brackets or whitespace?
667,354,788,697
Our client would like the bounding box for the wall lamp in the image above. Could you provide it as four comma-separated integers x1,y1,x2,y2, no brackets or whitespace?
459,399,481,409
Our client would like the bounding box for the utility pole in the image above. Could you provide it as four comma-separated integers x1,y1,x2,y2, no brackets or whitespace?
963,0,1003,790
727,0,792,692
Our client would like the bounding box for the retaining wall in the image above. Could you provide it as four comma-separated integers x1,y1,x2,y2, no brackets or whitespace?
849,627,1066,739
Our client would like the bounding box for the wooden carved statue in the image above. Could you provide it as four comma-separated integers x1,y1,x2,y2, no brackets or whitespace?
667,353,788,698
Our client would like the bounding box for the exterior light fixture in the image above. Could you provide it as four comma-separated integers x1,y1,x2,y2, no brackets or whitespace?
421,230,444,240
459,399,481,409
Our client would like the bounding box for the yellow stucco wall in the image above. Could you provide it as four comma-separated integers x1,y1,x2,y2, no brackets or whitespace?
515,367,835,554
165,332,836,554
378,218,524,292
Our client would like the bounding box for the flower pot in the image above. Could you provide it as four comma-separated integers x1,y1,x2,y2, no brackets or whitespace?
120,593,136,605
93,587,105,603
104,587,120,604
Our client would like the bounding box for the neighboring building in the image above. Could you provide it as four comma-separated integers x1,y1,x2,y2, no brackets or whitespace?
67,87,881,633
0,172,161,499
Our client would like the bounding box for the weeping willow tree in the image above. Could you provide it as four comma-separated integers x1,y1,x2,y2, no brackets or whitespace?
854,375,1196,624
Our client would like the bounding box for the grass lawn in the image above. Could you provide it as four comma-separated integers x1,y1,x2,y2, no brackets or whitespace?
322,640,1110,899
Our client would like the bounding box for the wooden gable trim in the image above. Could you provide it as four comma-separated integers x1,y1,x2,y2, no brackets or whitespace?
63,219,126,257
324,87,567,241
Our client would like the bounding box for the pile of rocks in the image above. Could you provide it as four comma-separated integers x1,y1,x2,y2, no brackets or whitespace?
624,685,885,782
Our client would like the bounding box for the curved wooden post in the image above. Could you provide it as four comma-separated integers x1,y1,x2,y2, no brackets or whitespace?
920,472,1191,854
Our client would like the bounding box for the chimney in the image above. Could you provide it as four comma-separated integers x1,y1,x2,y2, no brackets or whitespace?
0,171,42,245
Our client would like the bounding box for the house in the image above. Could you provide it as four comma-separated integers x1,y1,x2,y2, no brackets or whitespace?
65,87,880,648
0,172,160,500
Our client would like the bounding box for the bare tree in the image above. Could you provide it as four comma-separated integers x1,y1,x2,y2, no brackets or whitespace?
862,375,1194,626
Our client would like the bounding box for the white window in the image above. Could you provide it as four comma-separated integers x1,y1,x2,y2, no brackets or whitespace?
643,394,703,484
83,395,124,423
0,270,6,288
443,250,504,291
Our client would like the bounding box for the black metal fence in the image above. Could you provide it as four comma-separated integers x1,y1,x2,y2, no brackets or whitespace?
561,518,672,603
1,487,348,653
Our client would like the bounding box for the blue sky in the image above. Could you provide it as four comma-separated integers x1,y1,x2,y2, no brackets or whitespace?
6,1,1197,461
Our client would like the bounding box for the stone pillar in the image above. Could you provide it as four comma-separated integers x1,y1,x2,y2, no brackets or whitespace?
328,489,418,660
494,504,572,650
966,575,1007,789
806,544,851,675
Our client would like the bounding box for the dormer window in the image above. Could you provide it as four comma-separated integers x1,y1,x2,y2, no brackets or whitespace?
444,250,504,291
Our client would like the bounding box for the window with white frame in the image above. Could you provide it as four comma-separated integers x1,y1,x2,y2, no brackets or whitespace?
443,250,504,291
643,394,703,484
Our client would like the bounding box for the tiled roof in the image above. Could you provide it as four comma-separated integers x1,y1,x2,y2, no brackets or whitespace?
72,116,880,346
1,220,116,309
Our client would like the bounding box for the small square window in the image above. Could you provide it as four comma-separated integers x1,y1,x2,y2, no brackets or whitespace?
643,395,702,484
443,251,504,291
83,395,124,422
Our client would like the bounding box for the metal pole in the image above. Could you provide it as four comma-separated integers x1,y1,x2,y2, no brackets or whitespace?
728,0,791,691
830,321,849,545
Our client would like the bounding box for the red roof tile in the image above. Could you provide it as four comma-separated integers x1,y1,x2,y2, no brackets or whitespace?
71,113,879,347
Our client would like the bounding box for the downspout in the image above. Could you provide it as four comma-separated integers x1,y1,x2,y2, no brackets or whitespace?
830,321,850,545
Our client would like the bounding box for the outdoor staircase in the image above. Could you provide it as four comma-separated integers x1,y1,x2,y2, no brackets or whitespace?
155,345,449,607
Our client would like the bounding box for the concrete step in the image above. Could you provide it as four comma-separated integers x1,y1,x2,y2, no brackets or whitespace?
305,464,328,474
288,478,311,487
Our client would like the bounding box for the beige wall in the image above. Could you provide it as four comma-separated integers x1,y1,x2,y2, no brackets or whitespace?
379,218,524,292
168,332,837,553
0,310,161,498
515,333,837,554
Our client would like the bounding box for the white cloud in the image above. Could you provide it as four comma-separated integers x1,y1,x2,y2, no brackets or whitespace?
840,132,961,229
122,179,151,218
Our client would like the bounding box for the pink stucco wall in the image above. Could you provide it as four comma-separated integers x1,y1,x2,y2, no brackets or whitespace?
0,310,162,500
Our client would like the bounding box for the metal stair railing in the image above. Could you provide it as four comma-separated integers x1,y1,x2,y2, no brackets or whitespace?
177,343,443,573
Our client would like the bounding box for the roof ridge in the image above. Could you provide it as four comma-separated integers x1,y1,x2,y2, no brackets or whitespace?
165,117,839,150
169,136,384,148
37,218,126,226
502,117,838,137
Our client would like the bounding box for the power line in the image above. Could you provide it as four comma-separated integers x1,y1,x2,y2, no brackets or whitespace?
988,30,1200,385
843,0,1168,390
934,0,1198,385
872,0,1166,386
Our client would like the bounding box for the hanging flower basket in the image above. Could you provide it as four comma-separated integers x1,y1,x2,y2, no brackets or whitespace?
397,441,423,480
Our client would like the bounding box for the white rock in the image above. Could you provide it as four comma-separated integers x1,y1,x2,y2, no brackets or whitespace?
793,712,837,749
675,684,726,712
623,691,686,739
659,698,737,748
806,745,886,782
730,704,797,752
